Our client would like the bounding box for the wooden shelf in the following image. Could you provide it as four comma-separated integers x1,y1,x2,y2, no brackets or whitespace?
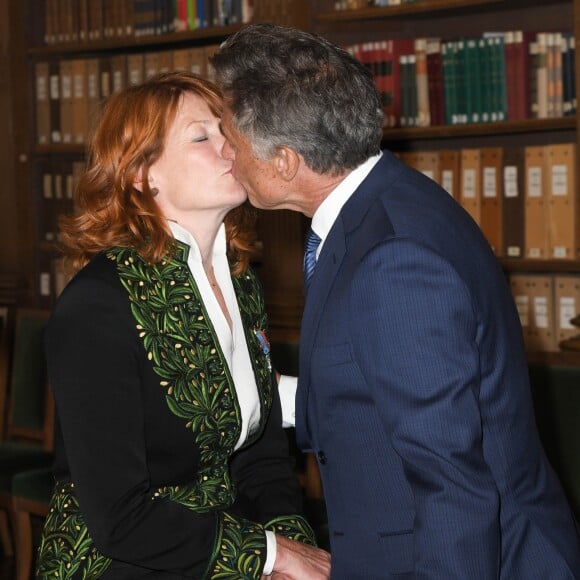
315,0,504,22
34,144,86,156
383,117,576,142
527,350,580,367
34,118,577,156
28,24,243,56
500,258,580,274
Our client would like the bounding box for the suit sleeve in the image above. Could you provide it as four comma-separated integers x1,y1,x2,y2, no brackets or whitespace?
351,238,500,578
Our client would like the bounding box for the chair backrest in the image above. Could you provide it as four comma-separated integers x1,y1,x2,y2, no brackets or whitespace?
5,308,53,451
0,305,14,441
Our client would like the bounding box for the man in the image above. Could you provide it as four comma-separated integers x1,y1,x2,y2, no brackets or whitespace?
211,24,580,579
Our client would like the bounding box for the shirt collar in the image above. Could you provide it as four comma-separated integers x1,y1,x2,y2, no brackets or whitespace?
311,153,382,245
167,220,227,264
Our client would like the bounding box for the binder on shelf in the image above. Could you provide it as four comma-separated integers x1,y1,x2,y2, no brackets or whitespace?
190,47,207,77
415,151,440,184
480,147,503,255
99,56,112,101
127,53,145,87
460,148,482,226
439,149,460,202
554,275,580,345
41,169,56,242
35,62,51,146
52,256,72,300
204,45,221,82
398,151,439,184
524,145,549,259
144,52,160,79
111,54,127,94
527,274,558,352
501,146,525,259
59,59,74,144
157,51,173,74
172,48,192,72
546,142,577,259
71,59,88,145
509,274,533,350
48,59,62,144
86,58,101,143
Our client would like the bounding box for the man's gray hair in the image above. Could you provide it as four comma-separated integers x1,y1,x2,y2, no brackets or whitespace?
211,23,384,176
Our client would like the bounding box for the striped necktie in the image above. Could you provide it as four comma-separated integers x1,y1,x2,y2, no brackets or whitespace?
303,228,321,290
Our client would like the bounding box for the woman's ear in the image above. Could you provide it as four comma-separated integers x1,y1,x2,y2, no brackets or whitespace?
133,167,158,195
132,166,146,193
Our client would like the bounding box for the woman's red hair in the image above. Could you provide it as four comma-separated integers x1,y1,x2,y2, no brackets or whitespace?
59,70,256,276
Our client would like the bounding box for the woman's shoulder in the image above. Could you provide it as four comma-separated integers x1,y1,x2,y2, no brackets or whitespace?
54,252,129,311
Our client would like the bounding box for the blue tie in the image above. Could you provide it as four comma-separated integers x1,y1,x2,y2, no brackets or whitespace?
303,228,321,290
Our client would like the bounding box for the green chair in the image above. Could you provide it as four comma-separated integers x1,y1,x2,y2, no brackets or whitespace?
0,305,13,555
529,364,580,521
0,308,54,559
12,466,54,580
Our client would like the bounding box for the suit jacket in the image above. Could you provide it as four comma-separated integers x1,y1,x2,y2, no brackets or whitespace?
297,151,580,579
38,243,314,579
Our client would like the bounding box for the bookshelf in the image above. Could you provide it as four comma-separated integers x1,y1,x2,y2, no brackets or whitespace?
4,0,580,353
2,1,311,342
311,0,580,365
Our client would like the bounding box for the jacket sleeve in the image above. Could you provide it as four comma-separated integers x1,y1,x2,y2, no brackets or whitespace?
229,373,316,546
351,238,500,578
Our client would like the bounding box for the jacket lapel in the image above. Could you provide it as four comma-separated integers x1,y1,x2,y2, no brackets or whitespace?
297,153,399,447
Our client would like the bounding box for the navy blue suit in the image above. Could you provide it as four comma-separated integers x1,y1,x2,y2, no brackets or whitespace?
297,151,580,579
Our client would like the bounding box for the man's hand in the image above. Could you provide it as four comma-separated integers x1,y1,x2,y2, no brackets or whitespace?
263,534,331,579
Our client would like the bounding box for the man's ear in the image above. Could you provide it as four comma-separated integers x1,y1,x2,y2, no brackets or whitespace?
274,146,300,181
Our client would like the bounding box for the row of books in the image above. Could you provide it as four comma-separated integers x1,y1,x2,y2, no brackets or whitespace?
42,0,253,45
34,46,218,146
345,30,576,128
325,0,418,10
396,143,578,261
509,273,580,352
38,160,84,243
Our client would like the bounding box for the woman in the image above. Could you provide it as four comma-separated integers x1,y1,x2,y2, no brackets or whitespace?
37,71,330,579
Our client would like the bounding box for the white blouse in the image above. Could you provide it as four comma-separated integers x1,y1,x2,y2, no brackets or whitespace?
168,221,260,450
